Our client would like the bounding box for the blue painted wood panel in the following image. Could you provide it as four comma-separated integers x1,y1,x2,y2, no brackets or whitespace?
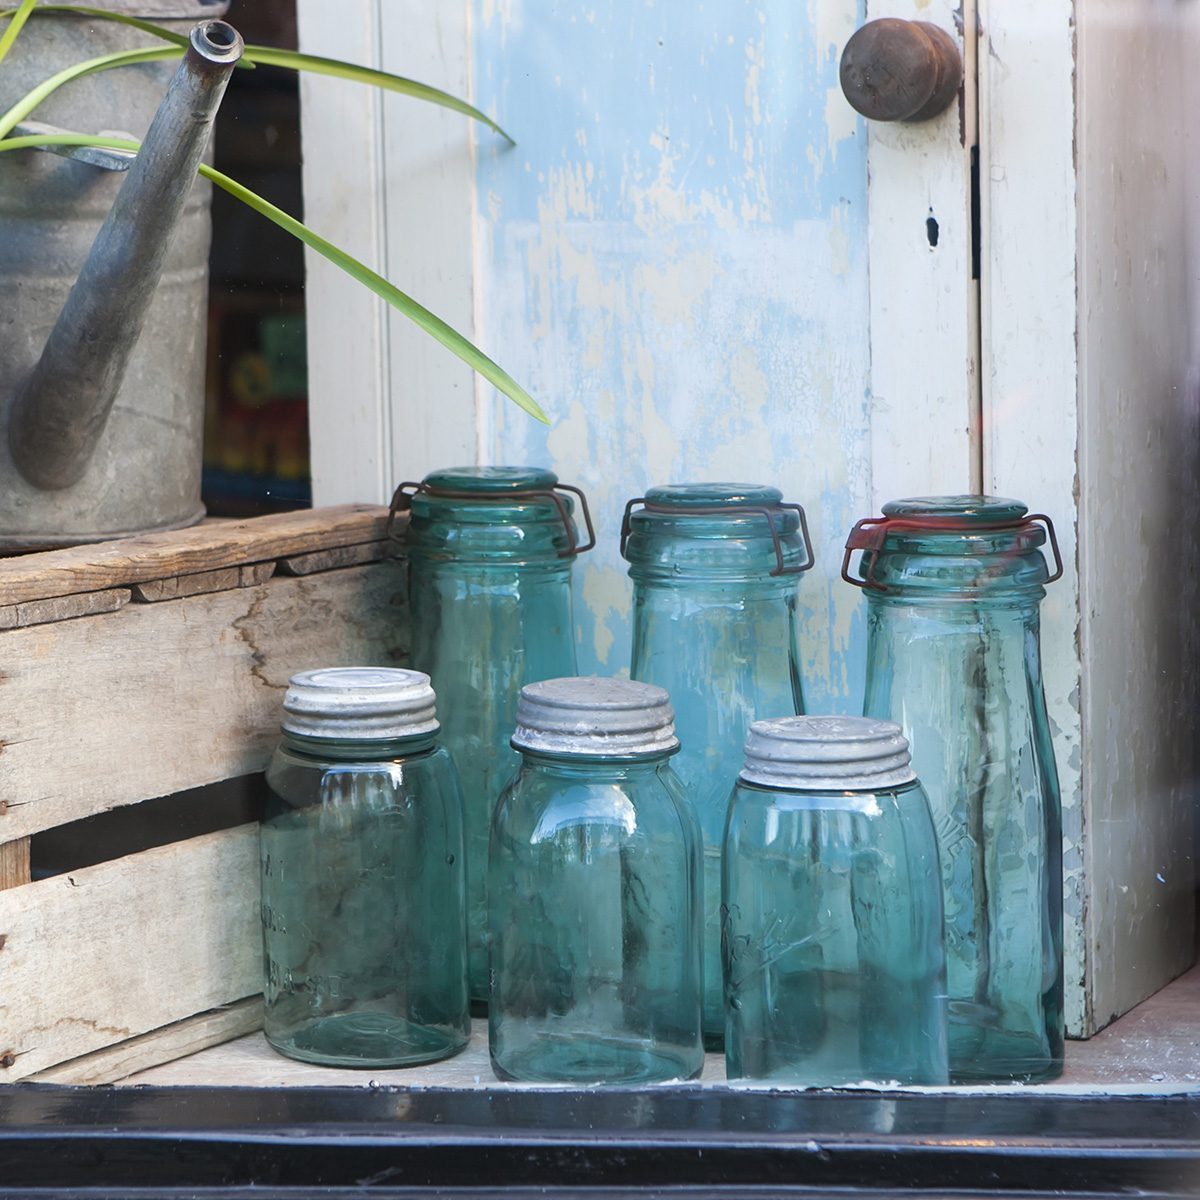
471,0,869,715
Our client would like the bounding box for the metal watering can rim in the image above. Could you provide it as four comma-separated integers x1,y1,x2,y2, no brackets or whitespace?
6,18,243,493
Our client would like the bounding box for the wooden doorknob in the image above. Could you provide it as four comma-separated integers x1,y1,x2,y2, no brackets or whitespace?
839,18,963,123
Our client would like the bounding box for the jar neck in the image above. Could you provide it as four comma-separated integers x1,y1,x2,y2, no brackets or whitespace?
281,729,438,761
515,746,677,777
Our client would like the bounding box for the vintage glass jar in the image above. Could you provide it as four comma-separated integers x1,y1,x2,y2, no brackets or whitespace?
622,482,813,1044
488,676,704,1084
845,495,1064,1081
723,716,948,1086
260,667,470,1067
394,466,593,1001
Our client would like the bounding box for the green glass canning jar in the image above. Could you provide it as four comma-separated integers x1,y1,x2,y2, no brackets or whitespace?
261,667,470,1068
622,483,814,1046
488,676,704,1084
723,716,948,1086
393,466,594,1002
845,495,1065,1082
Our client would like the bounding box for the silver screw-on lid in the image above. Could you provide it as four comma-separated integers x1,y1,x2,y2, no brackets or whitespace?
282,667,439,740
740,716,916,791
512,676,679,757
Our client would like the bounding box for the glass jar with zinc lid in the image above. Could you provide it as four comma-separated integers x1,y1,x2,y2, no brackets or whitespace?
489,676,704,1084
723,715,948,1086
261,667,470,1068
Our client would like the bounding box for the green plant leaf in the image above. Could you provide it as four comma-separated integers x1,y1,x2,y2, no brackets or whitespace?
0,45,178,140
0,5,189,48
1,5,512,141
0,130,549,425
203,163,544,421
0,0,37,67
240,47,513,144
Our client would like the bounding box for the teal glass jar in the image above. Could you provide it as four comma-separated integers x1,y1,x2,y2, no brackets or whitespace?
394,466,593,1001
488,676,704,1084
845,495,1064,1081
260,668,470,1068
622,483,813,1045
723,716,948,1086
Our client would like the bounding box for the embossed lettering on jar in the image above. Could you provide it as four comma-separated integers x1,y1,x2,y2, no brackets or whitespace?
622,483,813,1046
396,467,593,1002
846,496,1065,1082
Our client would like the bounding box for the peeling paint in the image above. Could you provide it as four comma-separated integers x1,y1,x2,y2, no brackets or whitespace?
471,1,872,712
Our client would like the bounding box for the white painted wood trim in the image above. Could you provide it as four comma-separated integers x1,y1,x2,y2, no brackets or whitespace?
976,0,1084,1034
865,0,977,507
298,0,478,504
297,0,390,506
1071,0,1199,1031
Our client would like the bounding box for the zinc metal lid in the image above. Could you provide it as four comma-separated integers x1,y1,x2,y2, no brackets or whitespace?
740,715,916,791
512,676,679,757
282,667,439,741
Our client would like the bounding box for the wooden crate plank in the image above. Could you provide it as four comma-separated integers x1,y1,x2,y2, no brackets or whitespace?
132,561,276,603
29,997,263,1085
0,505,388,607
2,587,131,629
0,839,29,890
0,562,408,840
278,542,390,576
0,825,260,1080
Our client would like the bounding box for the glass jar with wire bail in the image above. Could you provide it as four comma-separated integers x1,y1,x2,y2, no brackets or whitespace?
723,716,948,1086
843,496,1065,1082
489,676,704,1084
260,668,470,1068
391,466,594,1004
621,483,814,1047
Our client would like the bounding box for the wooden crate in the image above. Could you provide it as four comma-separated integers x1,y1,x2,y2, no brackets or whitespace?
0,505,407,1083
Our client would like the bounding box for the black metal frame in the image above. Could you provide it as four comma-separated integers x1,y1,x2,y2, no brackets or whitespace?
1,1084,1197,1197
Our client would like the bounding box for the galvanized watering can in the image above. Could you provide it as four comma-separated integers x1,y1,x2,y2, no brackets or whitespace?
0,6,240,549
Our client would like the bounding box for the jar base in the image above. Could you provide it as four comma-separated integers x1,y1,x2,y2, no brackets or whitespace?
266,1011,469,1069
491,1033,702,1086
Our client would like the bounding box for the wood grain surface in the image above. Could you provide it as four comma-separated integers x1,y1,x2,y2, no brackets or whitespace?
30,998,264,1085
0,505,390,607
0,826,261,1080
0,561,408,840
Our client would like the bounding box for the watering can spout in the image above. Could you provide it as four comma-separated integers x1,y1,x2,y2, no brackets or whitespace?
7,19,243,492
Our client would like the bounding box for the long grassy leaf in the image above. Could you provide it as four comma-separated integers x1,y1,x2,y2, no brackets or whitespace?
0,5,189,48
240,46,513,144
2,6,510,140
0,46,178,140
0,130,548,424
0,0,36,67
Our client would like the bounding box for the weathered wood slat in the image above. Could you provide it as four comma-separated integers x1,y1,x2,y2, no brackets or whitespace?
0,504,389,607
0,826,260,1080
0,587,131,629
0,839,30,890
131,561,276,602
29,997,264,1085
278,542,391,576
0,562,408,840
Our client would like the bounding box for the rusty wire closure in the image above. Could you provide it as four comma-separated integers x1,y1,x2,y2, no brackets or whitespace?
386,480,596,558
619,498,815,577
841,512,1063,591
